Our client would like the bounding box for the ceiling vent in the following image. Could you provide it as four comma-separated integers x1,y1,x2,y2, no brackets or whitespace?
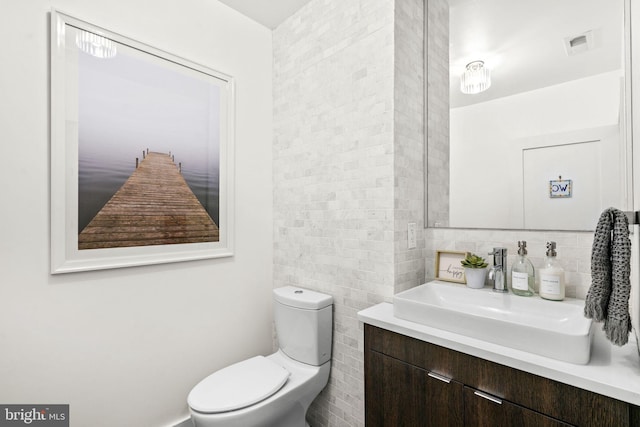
563,30,596,56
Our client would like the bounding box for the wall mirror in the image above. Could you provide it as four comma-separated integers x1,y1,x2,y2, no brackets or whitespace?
425,0,633,231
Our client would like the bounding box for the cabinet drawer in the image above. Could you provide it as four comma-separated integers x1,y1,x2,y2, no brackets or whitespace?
464,386,573,427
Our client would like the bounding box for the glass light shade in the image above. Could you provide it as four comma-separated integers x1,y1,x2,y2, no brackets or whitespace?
460,61,491,94
75,30,117,59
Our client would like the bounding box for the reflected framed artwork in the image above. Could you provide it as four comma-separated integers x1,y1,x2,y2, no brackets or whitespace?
50,10,234,273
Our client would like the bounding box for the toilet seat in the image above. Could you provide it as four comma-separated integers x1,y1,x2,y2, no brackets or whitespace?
188,356,290,414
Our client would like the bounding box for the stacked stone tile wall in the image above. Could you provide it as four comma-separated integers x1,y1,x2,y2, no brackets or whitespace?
426,0,450,227
394,0,426,294
425,228,594,299
274,1,396,425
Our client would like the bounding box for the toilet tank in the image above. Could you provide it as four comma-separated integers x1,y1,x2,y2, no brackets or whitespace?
273,286,333,366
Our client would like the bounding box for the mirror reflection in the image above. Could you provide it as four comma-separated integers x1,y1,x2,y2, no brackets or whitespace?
426,0,630,231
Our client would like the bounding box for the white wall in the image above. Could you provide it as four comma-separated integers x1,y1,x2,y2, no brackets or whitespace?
0,1,273,426
450,71,623,229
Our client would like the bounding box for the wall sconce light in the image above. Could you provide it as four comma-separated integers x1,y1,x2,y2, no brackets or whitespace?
76,30,117,59
460,60,491,94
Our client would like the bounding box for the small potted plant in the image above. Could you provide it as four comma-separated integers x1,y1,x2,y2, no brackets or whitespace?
461,253,488,289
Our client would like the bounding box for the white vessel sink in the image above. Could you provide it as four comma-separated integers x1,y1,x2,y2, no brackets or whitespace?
393,281,594,364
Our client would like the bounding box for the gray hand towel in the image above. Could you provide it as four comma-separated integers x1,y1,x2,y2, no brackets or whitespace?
584,207,632,346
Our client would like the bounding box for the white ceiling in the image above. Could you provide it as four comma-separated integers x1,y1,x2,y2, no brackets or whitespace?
217,0,313,29
218,0,624,109
450,0,623,107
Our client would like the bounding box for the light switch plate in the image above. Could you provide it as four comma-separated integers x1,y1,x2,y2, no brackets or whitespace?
408,222,417,249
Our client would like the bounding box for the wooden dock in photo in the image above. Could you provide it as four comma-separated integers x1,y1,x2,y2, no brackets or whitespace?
78,151,219,249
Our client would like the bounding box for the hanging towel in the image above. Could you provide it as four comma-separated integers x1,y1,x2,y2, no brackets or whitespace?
584,207,632,346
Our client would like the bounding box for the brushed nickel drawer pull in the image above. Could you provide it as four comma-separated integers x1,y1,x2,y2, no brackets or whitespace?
474,390,503,405
427,372,451,384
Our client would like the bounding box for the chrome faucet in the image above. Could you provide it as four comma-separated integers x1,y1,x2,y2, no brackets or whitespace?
488,247,508,293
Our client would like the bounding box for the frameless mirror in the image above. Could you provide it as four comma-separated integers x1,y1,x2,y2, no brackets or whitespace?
425,0,632,231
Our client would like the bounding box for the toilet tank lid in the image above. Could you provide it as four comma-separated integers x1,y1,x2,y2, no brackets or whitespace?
273,286,333,309
188,356,289,414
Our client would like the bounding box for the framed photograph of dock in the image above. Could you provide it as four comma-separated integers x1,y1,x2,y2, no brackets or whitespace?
50,10,235,273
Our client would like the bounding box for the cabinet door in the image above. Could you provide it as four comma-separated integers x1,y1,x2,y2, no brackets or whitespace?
463,386,574,427
365,351,463,426
425,371,464,427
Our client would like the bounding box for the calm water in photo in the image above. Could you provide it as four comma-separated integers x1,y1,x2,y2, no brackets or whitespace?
78,151,219,233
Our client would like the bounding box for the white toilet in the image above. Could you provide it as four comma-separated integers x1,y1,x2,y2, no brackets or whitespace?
188,286,333,427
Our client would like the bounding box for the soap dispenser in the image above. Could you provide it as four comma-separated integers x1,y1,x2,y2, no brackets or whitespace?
511,241,534,297
539,241,565,301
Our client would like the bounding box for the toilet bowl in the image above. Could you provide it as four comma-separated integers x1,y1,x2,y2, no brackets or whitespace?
188,287,333,427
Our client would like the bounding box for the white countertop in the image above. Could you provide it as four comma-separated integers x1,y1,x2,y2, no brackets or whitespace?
358,302,640,406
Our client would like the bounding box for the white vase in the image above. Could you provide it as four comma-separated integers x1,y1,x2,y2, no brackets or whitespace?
464,268,487,289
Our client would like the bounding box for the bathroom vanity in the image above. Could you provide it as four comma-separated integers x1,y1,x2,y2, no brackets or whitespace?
359,303,640,426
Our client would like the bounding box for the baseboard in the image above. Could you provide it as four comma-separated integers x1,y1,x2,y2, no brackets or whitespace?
172,417,192,427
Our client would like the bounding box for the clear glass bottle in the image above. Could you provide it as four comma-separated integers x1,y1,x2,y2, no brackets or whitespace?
511,241,535,296
539,241,565,301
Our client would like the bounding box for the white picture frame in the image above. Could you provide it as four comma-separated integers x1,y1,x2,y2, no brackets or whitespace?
50,10,235,273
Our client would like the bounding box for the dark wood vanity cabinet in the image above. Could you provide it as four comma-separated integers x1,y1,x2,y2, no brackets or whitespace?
364,325,640,427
